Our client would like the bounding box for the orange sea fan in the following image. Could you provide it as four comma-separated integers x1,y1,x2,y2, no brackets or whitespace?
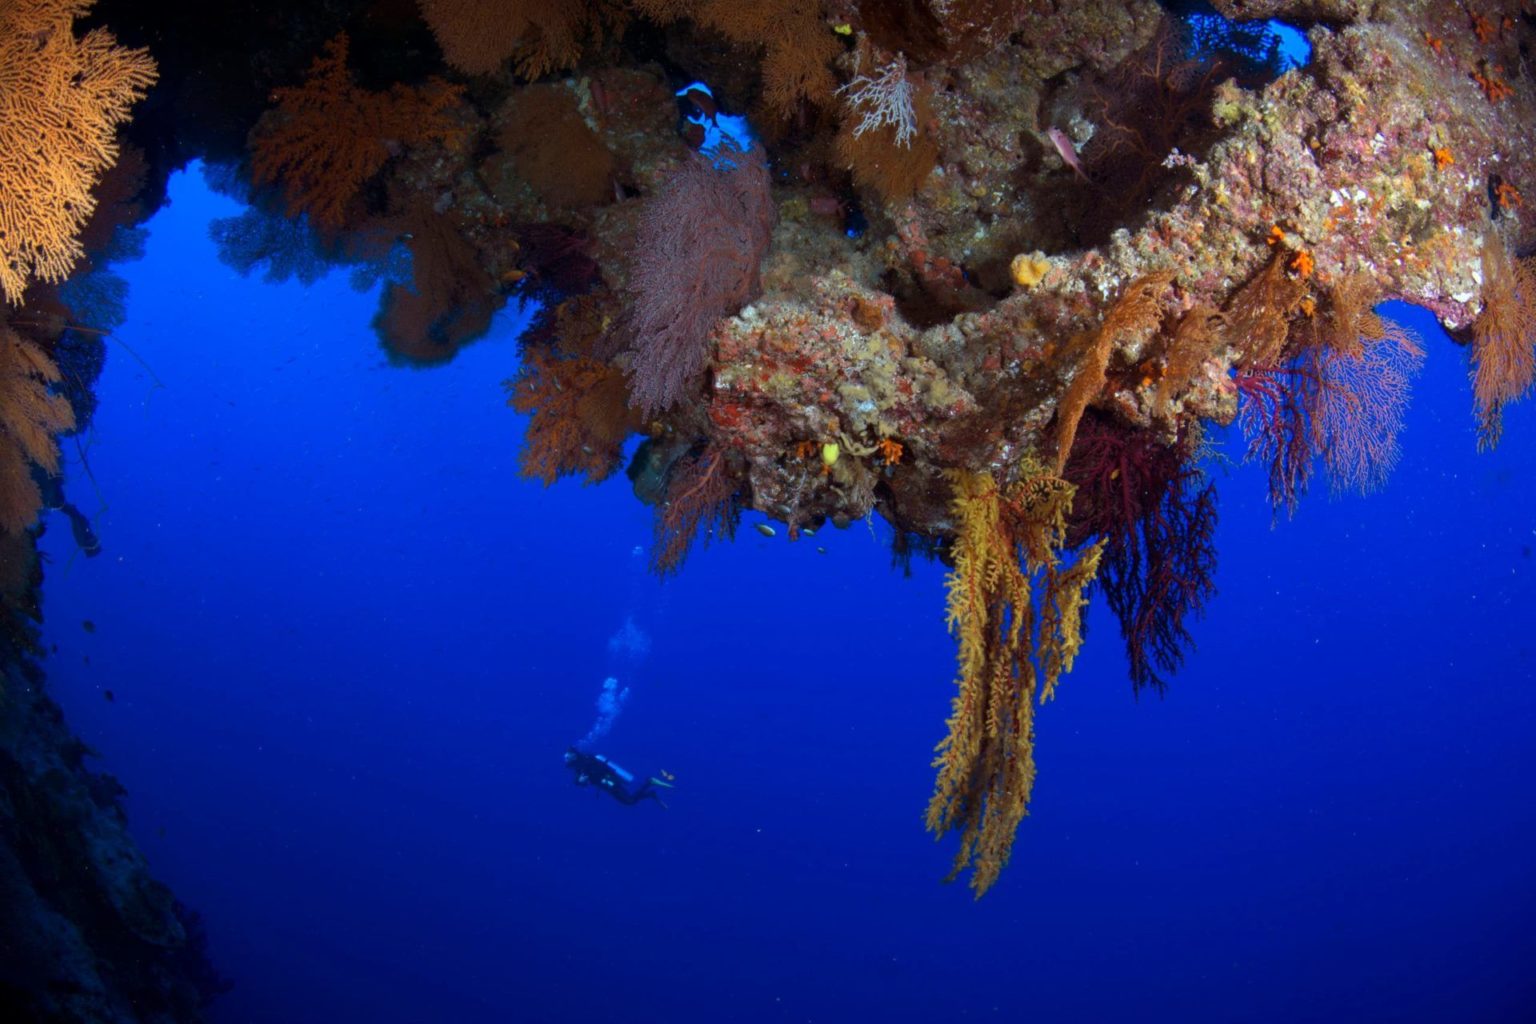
249,33,464,231
0,324,75,534
632,0,840,118
1051,271,1175,474
418,0,624,78
1224,253,1307,369
0,0,156,305
507,348,638,485
497,85,617,209
373,203,500,365
1471,235,1536,450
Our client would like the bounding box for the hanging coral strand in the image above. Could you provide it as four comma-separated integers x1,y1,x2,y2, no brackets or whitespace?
927,461,1103,897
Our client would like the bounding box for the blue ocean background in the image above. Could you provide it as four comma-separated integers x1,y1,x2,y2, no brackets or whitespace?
35,167,1536,1022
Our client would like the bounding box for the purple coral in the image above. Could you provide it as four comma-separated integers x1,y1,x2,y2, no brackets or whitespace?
1064,413,1218,694
623,147,775,417
1236,323,1423,514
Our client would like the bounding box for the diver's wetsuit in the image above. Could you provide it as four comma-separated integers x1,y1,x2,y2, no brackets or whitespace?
564,747,666,807
38,471,100,558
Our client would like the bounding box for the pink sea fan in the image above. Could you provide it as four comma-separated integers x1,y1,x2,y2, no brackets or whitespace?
624,147,775,417
1236,318,1424,514
1311,323,1424,495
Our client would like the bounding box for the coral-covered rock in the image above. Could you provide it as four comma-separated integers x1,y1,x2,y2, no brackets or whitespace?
1,664,226,1021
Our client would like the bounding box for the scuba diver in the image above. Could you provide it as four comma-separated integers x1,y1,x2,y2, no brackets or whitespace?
38,470,100,558
564,747,674,808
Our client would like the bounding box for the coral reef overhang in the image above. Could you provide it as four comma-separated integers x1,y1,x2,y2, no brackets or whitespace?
3,0,1532,918
702,4,1532,538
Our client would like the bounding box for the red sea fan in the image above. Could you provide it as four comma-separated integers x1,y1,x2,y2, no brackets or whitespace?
651,445,739,575
1063,412,1217,694
1234,359,1315,516
513,223,601,297
623,147,775,417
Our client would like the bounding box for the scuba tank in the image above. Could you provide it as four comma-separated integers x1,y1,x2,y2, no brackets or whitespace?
593,754,634,784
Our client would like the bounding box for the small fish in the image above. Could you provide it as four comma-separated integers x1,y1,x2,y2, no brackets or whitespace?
817,547,828,555
1046,127,1089,181
103,690,114,703
801,527,816,537
81,619,95,633
754,523,777,538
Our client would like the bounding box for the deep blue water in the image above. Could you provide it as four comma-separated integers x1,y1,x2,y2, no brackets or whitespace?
36,169,1536,1022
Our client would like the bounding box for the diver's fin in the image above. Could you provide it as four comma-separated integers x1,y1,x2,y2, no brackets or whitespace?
648,776,675,789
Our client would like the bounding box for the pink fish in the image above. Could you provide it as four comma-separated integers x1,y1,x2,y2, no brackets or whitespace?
1046,127,1090,181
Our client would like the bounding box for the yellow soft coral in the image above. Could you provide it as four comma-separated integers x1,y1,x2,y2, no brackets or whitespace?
927,460,1104,897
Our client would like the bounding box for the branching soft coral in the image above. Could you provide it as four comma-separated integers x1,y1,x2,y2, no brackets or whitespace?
1471,234,1536,450
497,85,617,209
0,0,156,305
507,349,637,485
1051,271,1175,475
1063,412,1216,694
418,0,628,78
0,324,75,533
249,33,465,232
374,201,500,365
623,147,775,416
631,0,840,119
834,48,939,205
651,445,739,574
928,461,1104,898
1235,274,1423,513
